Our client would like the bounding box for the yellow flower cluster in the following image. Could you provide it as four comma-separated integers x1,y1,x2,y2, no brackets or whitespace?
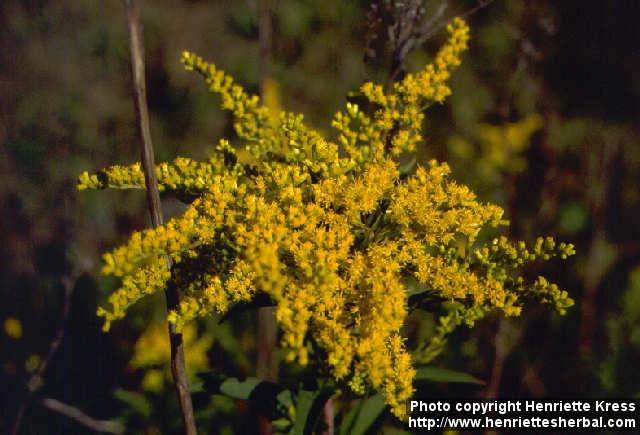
79,18,574,419
395,18,469,104
476,114,544,173
97,259,172,332
449,113,544,176
3,317,23,339
78,141,237,199
334,18,470,163
131,322,213,393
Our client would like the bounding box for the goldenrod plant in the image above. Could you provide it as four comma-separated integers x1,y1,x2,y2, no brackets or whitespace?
79,18,574,422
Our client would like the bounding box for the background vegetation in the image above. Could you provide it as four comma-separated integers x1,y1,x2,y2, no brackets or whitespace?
1,0,639,433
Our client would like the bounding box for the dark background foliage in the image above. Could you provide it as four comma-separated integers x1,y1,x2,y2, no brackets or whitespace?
1,0,639,433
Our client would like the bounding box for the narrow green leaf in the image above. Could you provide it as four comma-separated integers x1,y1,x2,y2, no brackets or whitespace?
289,390,318,435
399,157,416,176
415,366,485,385
338,403,360,435
289,389,332,435
339,394,386,435
113,388,153,418
272,418,292,431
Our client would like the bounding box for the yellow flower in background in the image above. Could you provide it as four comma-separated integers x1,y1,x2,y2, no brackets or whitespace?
4,317,23,339
131,322,213,393
25,354,42,373
477,113,543,173
449,113,544,175
141,369,165,394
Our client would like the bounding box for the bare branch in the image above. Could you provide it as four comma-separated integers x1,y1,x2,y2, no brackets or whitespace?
387,0,494,86
122,0,196,433
418,0,494,43
40,398,125,434
10,268,85,435
414,0,448,46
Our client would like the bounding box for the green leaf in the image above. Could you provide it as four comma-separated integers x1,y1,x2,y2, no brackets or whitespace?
339,394,386,435
289,389,332,435
415,366,485,385
272,418,292,431
404,276,428,297
399,157,416,176
199,372,286,419
219,377,263,399
558,202,589,234
113,388,152,418
277,389,294,408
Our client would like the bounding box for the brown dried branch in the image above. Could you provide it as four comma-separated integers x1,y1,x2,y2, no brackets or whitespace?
40,398,125,434
122,0,196,433
257,2,280,434
386,0,494,86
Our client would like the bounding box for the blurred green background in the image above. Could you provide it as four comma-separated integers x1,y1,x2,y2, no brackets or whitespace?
1,0,639,433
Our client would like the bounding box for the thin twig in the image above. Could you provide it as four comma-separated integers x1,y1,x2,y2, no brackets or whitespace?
122,1,196,433
40,398,125,434
387,0,424,87
483,318,521,399
578,139,618,355
10,268,84,435
387,0,494,86
418,0,494,44
414,0,449,46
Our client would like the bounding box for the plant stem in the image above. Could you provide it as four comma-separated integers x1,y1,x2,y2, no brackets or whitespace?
321,397,335,435
257,2,279,434
123,1,196,433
